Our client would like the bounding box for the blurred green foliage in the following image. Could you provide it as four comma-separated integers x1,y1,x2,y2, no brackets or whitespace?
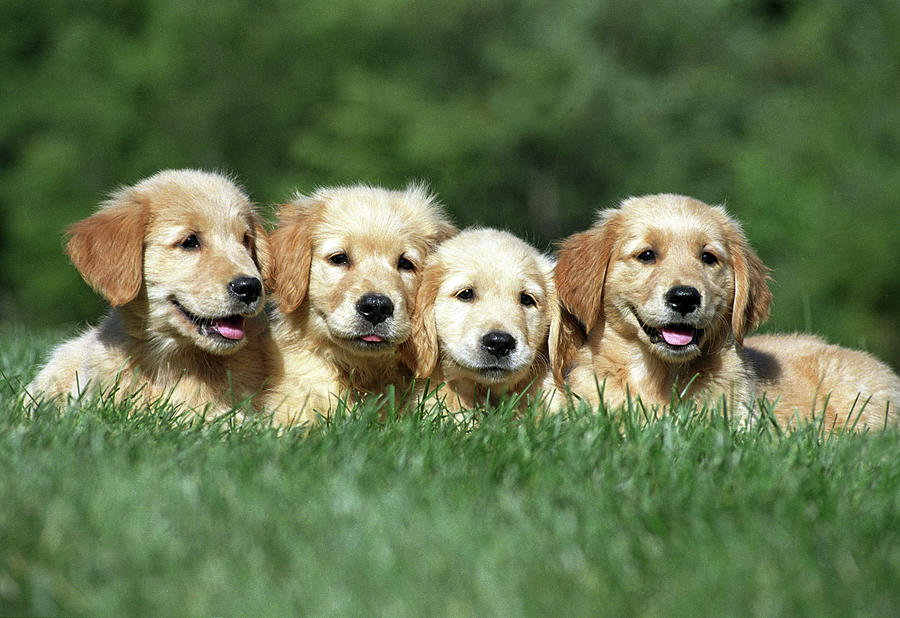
1,0,898,367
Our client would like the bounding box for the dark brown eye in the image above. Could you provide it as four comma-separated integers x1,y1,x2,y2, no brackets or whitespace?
520,292,536,307
180,234,200,250
328,252,349,265
455,288,475,302
398,256,416,271
636,249,655,263
701,251,718,265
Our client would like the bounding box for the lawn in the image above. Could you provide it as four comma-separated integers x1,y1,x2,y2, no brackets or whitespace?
1,327,899,615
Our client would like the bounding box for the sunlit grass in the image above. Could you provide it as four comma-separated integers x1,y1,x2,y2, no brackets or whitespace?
2,330,899,615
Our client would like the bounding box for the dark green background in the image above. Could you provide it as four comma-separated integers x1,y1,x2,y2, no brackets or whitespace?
2,0,898,369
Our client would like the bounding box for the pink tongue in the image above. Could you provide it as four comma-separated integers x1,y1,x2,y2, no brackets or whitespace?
213,316,246,340
661,327,694,346
361,334,384,343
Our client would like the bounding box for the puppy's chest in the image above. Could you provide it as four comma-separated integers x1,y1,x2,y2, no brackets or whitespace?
437,371,537,412
664,360,749,406
609,354,747,407
343,364,413,396
126,351,270,411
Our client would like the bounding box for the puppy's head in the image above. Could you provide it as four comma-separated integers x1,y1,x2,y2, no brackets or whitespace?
404,228,556,387
554,194,771,370
269,183,456,357
66,169,270,356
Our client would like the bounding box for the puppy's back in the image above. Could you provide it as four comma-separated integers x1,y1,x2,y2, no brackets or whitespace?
28,318,126,404
745,333,900,429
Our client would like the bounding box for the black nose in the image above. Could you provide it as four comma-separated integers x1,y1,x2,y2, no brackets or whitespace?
229,276,262,306
665,286,702,316
356,292,394,325
481,330,517,358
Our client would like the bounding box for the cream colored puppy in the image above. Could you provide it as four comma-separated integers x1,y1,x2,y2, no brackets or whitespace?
553,194,772,420
265,184,456,425
403,228,558,413
28,170,274,417
744,333,899,430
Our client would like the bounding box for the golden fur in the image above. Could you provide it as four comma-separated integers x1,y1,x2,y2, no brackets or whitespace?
403,228,558,414
28,169,274,417
553,193,900,430
743,333,899,429
264,184,456,425
553,194,772,420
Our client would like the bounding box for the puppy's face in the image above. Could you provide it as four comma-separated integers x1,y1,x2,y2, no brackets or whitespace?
307,204,424,356
603,198,735,362
414,229,556,385
142,176,267,354
555,194,771,368
66,170,269,356
271,185,456,357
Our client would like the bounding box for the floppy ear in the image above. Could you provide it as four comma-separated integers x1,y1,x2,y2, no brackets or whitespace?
65,195,149,307
548,305,587,386
250,217,274,290
554,210,621,334
269,202,316,313
727,219,772,343
535,256,577,385
399,264,441,378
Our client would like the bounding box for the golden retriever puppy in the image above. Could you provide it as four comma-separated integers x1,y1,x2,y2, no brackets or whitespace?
553,193,900,430
402,228,558,414
265,184,456,425
552,194,772,420
743,333,899,430
28,169,274,417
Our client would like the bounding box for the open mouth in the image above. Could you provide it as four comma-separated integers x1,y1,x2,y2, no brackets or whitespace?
172,300,246,343
632,309,702,350
347,333,394,350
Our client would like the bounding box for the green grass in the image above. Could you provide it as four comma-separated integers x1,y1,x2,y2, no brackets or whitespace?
2,328,899,615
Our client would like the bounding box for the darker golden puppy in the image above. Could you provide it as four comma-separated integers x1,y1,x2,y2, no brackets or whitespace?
265,184,456,425
29,169,274,417
553,193,899,429
553,193,771,419
743,334,898,429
